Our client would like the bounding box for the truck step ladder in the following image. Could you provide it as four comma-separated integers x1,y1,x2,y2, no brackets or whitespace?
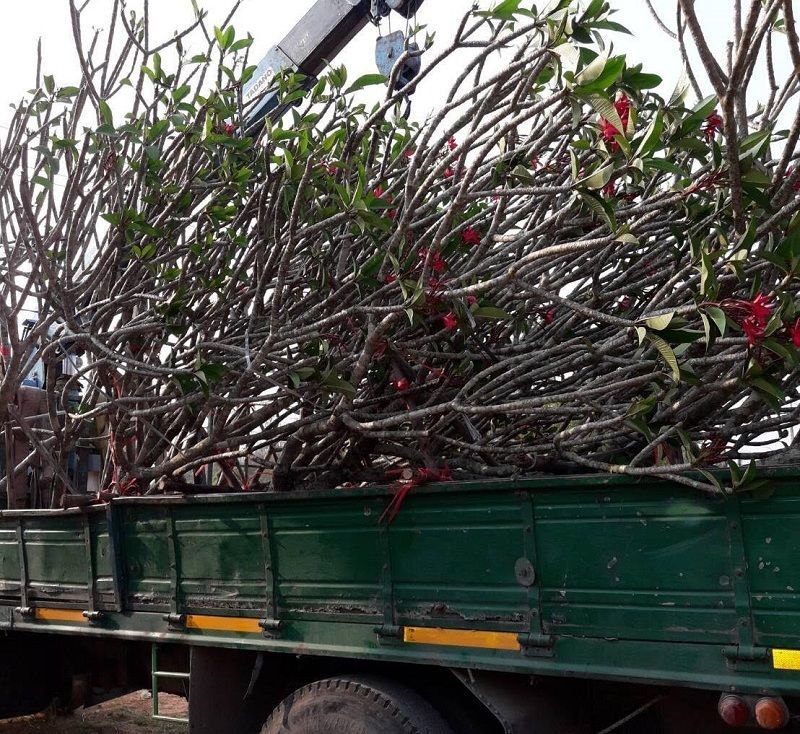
151,643,190,724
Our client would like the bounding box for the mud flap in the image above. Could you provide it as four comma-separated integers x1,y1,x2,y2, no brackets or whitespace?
188,647,268,734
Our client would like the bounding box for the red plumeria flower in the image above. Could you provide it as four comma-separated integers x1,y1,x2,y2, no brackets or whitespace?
447,136,458,151
467,295,478,306
431,252,446,273
322,162,338,176
391,377,410,391
530,155,540,169
787,318,800,348
373,185,385,198
544,307,556,324
403,147,415,161
461,227,481,246
599,118,621,152
0,345,9,357
442,312,458,330
618,296,632,311
749,292,774,323
444,166,455,179
223,122,236,135
387,209,398,221
742,315,765,346
703,111,723,142
384,273,397,284
602,179,617,198
614,93,630,129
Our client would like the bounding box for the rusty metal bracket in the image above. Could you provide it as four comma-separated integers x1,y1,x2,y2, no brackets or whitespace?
258,618,282,637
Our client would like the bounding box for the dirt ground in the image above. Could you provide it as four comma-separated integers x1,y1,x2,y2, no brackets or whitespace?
0,692,188,733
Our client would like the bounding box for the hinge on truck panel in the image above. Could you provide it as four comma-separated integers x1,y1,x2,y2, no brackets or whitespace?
13,606,34,619
517,632,554,657
162,613,186,629
375,624,403,643
723,644,770,666
258,618,282,637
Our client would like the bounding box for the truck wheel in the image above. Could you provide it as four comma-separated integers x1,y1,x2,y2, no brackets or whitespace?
261,674,453,734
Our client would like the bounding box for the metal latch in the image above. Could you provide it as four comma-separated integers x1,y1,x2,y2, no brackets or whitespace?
163,613,186,629
375,624,403,643
82,610,105,624
14,606,34,619
259,618,282,637
723,645,770,664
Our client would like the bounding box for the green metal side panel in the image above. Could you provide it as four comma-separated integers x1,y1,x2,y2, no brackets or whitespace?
2,469,800,696
389,491,528,629
534,485,737,644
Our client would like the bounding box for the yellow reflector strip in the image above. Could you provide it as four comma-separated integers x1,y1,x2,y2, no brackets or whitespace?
403,626,521,651
773,649,800,670
185,614,262,633
34,608,86,623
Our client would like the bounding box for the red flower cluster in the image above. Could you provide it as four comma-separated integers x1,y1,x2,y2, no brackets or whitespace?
418,248,446,274
461,226,481,246
598,93,630,152
391,377,410,391
442,312,458,330
223,122,236,135
601,179,617,198
444,166,455,179
447,136,458,151
544,307,556,324
721,292,774,346
703,111,723,142
787,318,800,348
373,185,397,220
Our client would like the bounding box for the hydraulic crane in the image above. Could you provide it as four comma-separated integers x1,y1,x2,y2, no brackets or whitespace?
243,0,426,127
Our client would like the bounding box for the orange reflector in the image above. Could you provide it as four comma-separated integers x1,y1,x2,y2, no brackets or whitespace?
184,615,262,633
403,627,520,651
754,697,789,730
34,608,87,623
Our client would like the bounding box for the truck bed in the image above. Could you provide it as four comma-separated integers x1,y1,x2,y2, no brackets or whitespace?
1,470,800,696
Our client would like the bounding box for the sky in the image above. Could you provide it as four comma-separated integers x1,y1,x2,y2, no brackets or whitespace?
0,1,784,132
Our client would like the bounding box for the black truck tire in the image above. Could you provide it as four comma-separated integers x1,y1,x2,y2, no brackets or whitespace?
260,674,454,734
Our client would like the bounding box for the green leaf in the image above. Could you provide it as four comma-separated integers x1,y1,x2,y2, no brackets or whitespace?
345,73,387,94
489,0,522,21
215,25,235,51
635,110,663,157
579,162,615,190
474,306,510,319
776,228,800,259
44,75,55,94
706,306,727,337
230,37,253,52
172,84,191,103
625,71,662,90
98,99,114,127
647,332,680,381
577,55,625,92
322,373,356,397
57,85,80,99
645,312,674,331
750,376,785,407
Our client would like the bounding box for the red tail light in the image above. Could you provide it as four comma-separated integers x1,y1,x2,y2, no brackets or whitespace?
718,694,750,727
754,697,789,730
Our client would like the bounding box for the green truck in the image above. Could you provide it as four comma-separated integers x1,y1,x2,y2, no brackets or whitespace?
1,469,799,732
